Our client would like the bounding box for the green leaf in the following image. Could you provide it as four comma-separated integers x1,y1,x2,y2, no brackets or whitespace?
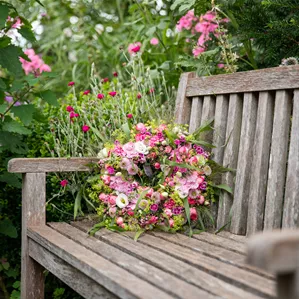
2,118,31,135
37,90,59,106
184,197,191,226
192,139,216,148
10,80,24,92
0,3,9,28
0,172,21,188
19,26,36,43
0,132,27,153
0,219,18,238
0,77,6,90
146,26,156,37
24,74,39,86
0,45,23,77
88,221,106,235
134,229,144,242
121,122,131,139
0,104,6,113
0,36,11,48
12,281,20,289
74,190,83,219
11,104,36,126
211,183,233,195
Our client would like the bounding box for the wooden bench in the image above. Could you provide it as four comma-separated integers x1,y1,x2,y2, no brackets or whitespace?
8,65,299,299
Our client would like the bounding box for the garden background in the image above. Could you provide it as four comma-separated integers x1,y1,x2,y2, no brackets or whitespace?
0,0,298,298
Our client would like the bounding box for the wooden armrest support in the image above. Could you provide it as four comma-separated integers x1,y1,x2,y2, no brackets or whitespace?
8,157,98,173
247,230,299,274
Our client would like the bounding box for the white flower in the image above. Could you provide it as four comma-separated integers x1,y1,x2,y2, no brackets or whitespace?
116,193,129,209
134,141,149,155
97,148,108,159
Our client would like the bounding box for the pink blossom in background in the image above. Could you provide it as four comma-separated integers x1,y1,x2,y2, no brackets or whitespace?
149,88,154,94
60,180,68,187
69,111,79,119
83,90,90,95
5,95,21,106
113,72,118,77
217,63,225,68
150,38,159,45
102,78,109,83
68,81,75,86
176,10,198,32
19,49,51,76
11,17,23,29
192,46,205,57
137,93,142,99
82,125,90,132
108,91,117,97
127,113,133,119
128,42,141,55
66,106,74,112
190,207,198,221
97,93,104,99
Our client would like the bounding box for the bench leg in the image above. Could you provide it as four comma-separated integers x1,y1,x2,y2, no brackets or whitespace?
277,271,299,299
21,173,46,299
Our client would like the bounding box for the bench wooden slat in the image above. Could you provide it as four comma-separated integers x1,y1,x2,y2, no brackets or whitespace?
8,157,98,173
150,231,272,279
189,96,203,133
282,89,299,228
133,233,275,298
230,93,258,234
217,94,243,229
186,65,299,97
217,231,247,243
247,92,274,235
264,90,292,230
175,72,195,125
200,95,216,142
29,239,117,299
73,221,263,299
28,226,174,299
48,222,208,299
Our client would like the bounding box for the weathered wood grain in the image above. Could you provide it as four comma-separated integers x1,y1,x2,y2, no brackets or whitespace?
186,65,299,97
217,94,243,230
29,239,117,299
48,222,208,299
22,173,46,299
28,226,173,299
247,230,299,299
230,93,258,235
73,221,265,299
8,157,98,173
188,96,203,133
150,231,272,279
174,72,195,125
246,92,274,235
200,95,216,144
264,90,292,230
217,231,246,243
282,89,299,228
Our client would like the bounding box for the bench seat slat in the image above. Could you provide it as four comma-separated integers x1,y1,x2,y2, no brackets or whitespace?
247,92,274,235
48,222,208,299
28,226,174,299
73,221,264,299
217,231,247,243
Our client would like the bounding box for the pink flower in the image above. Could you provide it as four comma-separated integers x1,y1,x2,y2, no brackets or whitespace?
150,204,159,212
105,165,115,175
60,180,68,187
12,17,23,29
190,207,198,221
69,111,79,119
128,42,141,55
83,90,90,95
149,88,155,94
82,125,90,132
198,195,205,205
188,197,197,205
97,93,105,99
68,81,75,86
127,113,133,119
137,93,142,99
127,210,134,216
102,175,111,185
102,78,109,83
123,142,138,158
108,91,117,97
113,72,118,77
149,216,158,224
66,106,74,112
99,193,108,202
136,123,146,132
108,207,117,217
217,63,225,69
169,218,174,227
154,163,160,170
164,208,172,217
108,196,117,205
116,217,124,226
192,46,205,57
150,38,159,45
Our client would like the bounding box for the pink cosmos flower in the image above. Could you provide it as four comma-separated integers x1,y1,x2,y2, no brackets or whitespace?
127,114,133,119
108,91,117,97
128,42,141,55
97,93,105,99
68,81,75,86
82,125,90,132
150,38,159,45
60,180,68,187
66,106,74,112
83,90,90,95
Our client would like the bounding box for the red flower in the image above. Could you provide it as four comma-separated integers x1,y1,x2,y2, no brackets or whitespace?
68,81,75,86
60,180,68,187
154,162,160,169
97,93,105,99
127,113,133,119
108,91,117,97
82,125,90,132
69,111,79,119
83,90,90,95
66,106,74,112
137,93,142,99
113,72,118,77
102,78,109,83
188,197,197,205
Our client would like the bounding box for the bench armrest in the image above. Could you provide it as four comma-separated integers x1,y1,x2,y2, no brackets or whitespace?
8,157,98,173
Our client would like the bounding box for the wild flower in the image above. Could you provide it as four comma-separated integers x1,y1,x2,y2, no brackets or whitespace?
60,180,68,187
128,42,142,55
82,125,90,132
150,38,159,45
68,81,75,86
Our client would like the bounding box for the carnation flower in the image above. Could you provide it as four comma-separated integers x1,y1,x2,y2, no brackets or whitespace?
82,125,90,132
83,90,90,95
66,106,74,112
68,81,75,86
134,141,149,155
128,42,141,55
150,204,159,212
127,114,133,119
60,180,68,187
116,194,129,209
108,91,117,97
97,93,105,99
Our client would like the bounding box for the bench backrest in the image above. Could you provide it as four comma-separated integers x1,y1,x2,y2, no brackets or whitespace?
175,66,299,236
